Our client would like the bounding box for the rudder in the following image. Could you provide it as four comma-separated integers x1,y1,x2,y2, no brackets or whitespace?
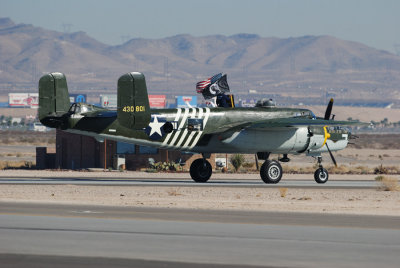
38,72,71,127
117,72,151,129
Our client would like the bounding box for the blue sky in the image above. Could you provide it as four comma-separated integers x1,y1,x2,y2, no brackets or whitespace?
1,0,399,53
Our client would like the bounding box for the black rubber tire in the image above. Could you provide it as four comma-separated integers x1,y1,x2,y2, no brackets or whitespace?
314,168,329,183
260,160,282,184
190,159,212,183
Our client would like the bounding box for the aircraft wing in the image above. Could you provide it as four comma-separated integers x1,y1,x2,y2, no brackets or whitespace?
246,118,368,129
209,117,368,134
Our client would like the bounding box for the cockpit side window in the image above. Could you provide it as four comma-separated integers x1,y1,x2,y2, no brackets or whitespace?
68,103,80,114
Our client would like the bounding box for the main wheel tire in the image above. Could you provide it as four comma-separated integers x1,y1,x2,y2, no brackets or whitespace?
314,168,329,183
260,160,282,184
190,159,212,183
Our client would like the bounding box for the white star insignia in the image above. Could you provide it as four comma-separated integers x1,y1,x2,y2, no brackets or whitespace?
148,116,164,136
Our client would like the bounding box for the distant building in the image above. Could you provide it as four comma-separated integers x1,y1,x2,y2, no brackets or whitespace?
8,93,38,108
176,96,197,108
100,94,117,108
238,99,257,107
70,94,87,103
31,122,48,132
11,117,22,124
99,94,167,109
37,130,215,171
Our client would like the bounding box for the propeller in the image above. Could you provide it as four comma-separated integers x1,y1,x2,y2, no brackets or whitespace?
324,98,334,120
325,142,337,167
322,99,337,167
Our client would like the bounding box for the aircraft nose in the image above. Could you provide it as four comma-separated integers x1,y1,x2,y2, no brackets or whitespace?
348,130,359,140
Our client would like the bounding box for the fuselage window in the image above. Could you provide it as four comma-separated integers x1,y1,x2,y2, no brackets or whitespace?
187,118,203,131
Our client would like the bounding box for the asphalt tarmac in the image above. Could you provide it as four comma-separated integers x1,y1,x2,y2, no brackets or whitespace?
1,202,400,268
0,176,377,188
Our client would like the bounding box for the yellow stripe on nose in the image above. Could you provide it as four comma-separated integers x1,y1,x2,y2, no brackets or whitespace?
323,126,331,146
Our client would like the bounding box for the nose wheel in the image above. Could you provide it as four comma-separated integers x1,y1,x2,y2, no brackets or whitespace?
314,156,329,183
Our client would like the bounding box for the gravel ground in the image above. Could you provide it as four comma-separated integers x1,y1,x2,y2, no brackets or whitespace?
1,170,399,216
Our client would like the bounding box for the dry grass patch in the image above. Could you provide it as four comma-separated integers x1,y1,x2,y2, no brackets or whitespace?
0,161,34,170
278,188,288,198
167,188,184,196
375,176,399,191
285,164,399,175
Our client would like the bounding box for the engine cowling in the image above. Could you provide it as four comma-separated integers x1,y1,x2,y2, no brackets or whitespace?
293,126,330,153
308,126,330,151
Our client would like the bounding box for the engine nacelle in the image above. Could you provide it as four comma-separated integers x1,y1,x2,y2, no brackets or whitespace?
293,126,331,153
308,134,326,150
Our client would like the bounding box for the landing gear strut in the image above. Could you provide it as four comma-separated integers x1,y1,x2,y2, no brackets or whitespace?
190,158,212,183
314,156,329,183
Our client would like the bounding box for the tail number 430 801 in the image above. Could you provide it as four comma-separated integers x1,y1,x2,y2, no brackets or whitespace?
122,106,146,112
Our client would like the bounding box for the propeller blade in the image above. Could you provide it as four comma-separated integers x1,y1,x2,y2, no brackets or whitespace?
325,143,337,167
324,98,334,120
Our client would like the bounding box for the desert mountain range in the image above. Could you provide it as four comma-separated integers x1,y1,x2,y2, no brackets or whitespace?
1,17,400,106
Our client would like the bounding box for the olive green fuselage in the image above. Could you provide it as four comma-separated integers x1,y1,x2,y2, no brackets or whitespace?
64,105,348,155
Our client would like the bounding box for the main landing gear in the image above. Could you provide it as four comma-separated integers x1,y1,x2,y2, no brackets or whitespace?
314,156,329,184
260,160,282,184
190,157,212,183
258,152,283,184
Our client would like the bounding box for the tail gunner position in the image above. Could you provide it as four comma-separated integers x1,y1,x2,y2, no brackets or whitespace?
39,72,365,184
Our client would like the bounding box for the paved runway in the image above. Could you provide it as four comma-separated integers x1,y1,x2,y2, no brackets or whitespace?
0,176,377,188
1,202,399,268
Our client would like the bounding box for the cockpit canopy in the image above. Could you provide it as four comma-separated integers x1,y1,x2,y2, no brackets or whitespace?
68,103,95,114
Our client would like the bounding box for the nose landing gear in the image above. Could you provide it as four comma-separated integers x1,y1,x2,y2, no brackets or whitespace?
314,156,329,183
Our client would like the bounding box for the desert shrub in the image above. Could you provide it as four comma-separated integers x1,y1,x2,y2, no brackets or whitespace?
149,161,179,171
230,154,245,172
374,164,388,174
242,162,255,169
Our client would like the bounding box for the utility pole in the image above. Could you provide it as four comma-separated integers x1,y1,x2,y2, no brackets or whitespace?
104,139,107,169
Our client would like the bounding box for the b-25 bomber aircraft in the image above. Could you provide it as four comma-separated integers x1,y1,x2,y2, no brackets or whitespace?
39,72,363,184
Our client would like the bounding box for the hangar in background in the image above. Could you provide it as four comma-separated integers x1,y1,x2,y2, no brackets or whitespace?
37,130,215,171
